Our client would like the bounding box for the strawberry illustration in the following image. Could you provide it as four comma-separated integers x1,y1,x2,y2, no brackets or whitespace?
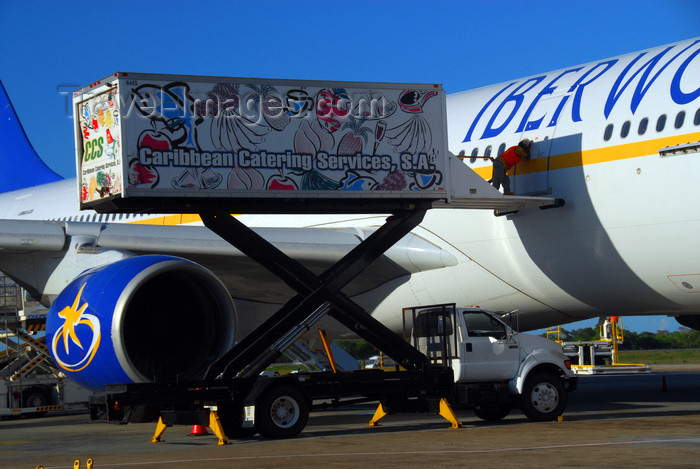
337,116,371,156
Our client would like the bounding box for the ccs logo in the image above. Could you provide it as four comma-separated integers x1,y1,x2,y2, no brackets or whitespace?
50,284,101,372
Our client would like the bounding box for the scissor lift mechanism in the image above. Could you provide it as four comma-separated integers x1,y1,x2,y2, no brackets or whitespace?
91,163,564,441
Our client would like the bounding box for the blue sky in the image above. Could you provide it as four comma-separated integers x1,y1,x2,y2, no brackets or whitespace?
1,1,698,333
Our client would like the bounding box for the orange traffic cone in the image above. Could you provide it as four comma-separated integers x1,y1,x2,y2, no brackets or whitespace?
190,424,209,436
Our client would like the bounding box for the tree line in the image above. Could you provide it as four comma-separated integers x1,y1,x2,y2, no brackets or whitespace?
336,327,700,360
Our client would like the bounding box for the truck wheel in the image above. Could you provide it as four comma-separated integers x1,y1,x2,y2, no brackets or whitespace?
23,388,48,417
24,389,47,407
255,384,309,439
473,404,511,422
521,372,566,421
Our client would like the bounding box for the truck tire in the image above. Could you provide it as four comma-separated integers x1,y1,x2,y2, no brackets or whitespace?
520,372,566,421
255,384,309,439
23,388,48,417
473,403,511,422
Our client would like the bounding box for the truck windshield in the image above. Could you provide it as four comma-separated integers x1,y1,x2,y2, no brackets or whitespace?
463,312,506,339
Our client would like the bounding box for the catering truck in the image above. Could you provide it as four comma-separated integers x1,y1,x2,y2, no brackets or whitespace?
64,74,567,442
91,304,575,440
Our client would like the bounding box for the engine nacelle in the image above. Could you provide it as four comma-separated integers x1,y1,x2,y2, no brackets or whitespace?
46,255,236,391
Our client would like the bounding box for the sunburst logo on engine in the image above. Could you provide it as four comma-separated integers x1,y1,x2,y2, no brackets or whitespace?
51,284,101,372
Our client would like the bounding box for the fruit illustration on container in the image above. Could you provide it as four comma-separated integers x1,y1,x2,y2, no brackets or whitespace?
250,85,290,131
294,120,334,156
104,109,114,128
376,170,408,191
207,82,267,151
316,88,348,133
228,166,265,190
337,116,371,156
128,158,159,187
96,171,112,197
138,128,173,151
267,173,298,190
88,176,97,198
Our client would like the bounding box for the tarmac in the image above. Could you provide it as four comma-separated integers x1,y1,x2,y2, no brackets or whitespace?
3,365,700,468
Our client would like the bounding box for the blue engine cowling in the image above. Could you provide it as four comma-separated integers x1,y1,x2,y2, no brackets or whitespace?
46,255,236,391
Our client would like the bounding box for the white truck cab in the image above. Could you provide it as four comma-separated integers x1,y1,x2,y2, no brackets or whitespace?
407,304,576,421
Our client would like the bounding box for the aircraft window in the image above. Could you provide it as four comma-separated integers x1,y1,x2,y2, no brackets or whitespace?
621,121,631,138
603,124,613,141
656,114,666,132
497,143,506,156
119,213,123,220
470,147,478,163
484,145,492,157
638,118,648,135
695,108,700,125
675,111,685,129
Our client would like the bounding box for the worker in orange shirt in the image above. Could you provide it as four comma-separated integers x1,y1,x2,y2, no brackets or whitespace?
492,138,531,194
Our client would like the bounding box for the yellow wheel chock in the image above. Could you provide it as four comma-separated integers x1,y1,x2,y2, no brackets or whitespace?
150,416,168,443
368,398,462,429
368,402,388,426
438,398,462,429
151,410,229,445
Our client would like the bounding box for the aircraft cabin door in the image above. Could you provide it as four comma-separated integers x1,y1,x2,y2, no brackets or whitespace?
512,94,563,196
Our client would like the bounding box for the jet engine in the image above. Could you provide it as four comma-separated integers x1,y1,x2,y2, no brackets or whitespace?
46,255,236,391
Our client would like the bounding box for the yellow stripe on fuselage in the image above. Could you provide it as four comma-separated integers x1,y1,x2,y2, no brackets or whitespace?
472,131,700,179
127,213,203,226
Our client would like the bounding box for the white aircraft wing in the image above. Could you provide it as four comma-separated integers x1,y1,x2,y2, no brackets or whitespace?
0,219,457,303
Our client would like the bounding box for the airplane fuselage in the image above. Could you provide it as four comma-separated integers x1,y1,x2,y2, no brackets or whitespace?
1,38,699,334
